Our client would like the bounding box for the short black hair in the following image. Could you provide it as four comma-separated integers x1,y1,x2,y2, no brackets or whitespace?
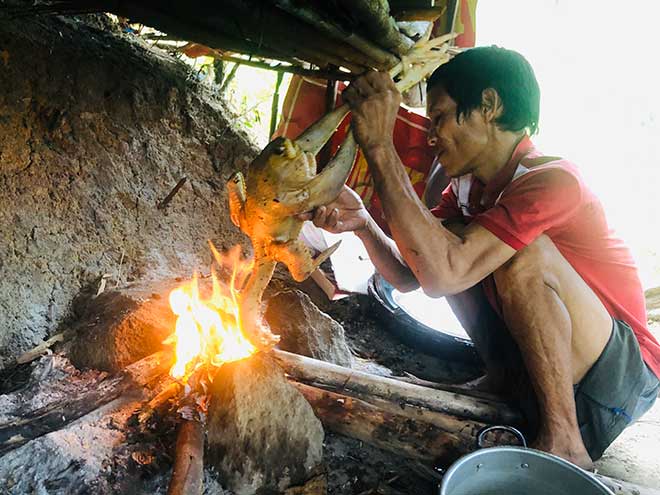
427,46,540,135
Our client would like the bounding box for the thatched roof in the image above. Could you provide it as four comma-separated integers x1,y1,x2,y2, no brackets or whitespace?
6,0,458,80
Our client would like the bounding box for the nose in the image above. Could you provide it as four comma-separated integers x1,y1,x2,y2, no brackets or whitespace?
427,131,437,147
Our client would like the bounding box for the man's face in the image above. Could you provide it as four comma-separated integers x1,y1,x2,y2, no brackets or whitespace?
426,85,489,178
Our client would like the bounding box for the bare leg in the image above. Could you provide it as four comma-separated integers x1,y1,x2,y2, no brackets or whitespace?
492,235,612,469
446,282,523,395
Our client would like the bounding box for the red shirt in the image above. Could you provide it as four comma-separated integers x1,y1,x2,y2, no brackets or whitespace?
431,137,660,379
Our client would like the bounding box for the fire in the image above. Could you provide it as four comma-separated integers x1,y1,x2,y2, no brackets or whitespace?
168,245,256,379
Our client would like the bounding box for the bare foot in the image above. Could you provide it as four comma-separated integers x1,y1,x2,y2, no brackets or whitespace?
532,434,594,470
461,373,507,394
400,372,505,401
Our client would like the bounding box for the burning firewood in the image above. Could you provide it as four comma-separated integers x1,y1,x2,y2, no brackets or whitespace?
166,419,205,495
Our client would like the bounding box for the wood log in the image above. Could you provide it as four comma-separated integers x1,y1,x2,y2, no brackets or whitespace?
292,382,466,465
0,350,172,455
272,349,522,425
293,383,659,495
167,419,205,495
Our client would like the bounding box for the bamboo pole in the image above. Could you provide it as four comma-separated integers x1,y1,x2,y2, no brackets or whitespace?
213,54,351,82
200,0,370,72
272,0,400,70
269,71,285,138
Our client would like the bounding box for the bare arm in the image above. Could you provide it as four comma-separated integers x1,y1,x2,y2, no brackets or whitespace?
301,186,419,291
341,71,516,297
355,216,420,292
364,143,516,296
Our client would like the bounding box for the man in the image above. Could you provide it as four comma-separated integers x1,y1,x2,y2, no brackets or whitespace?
302,46,660,468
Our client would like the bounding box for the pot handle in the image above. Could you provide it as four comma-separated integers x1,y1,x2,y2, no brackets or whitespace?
477,425,527,449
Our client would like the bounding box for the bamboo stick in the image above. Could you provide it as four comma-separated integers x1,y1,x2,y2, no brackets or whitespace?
212,54,352,82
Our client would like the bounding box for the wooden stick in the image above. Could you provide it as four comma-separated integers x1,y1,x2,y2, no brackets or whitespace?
14,331,68,365
157,177,187,210
272,349,522,425
0,350,172,455
137,380,183,424
167,419,205,495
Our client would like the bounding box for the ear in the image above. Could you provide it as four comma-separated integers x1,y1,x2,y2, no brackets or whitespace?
481,88,503,123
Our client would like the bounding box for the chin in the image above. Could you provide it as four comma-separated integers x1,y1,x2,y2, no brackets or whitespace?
441,164,460,178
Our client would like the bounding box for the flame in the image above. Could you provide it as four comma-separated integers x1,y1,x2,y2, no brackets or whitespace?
168,245,256,379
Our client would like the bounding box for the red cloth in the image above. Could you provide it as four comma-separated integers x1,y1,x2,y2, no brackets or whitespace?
275,76,435,234
431,137,660,379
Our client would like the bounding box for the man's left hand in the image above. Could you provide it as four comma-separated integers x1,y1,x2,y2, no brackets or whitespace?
342,71,402,153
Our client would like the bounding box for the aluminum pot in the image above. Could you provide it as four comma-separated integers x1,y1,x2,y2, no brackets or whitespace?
439,426,614,495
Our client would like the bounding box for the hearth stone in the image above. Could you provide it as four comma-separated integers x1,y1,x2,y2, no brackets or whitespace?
206,353,324,494
67,282,178,372
265,288,353,367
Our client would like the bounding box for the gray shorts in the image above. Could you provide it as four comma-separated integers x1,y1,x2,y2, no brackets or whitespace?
574,318,660,460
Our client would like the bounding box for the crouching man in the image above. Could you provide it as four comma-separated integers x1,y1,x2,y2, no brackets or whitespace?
303,46,660,468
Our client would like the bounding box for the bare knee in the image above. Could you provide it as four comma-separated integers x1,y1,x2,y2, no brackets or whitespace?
493,235,561,302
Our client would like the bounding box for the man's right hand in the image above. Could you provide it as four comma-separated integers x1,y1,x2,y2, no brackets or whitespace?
299,185,370,234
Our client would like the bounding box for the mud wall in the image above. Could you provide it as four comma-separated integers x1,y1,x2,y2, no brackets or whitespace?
0,16,255,367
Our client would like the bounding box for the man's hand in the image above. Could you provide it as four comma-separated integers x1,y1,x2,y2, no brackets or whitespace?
299,186,369,234
342,71,402,153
